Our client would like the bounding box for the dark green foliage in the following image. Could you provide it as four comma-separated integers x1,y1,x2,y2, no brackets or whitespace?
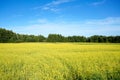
0,28,14,42
67,36,86,42
47,34,65,42
0,28,46,43
90,35,108,43
37,35,46,42
0,28,120,43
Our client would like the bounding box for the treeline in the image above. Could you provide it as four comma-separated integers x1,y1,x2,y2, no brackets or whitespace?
0,28,120,43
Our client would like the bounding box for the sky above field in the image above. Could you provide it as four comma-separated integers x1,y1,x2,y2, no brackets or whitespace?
0,0,120,36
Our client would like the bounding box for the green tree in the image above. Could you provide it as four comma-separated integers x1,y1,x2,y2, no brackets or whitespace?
67,36,86,42
47,34,65,42
0,28,15,42
37,35,46,42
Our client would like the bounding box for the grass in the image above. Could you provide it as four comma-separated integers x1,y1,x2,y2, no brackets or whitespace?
0,43,120,80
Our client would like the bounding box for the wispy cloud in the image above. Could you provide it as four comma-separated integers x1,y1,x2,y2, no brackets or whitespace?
85,17,120,25
8,17,120,36
34,0,74,12
46,0,73,5
37,19,48,23
91,0,106,6
29,18,48,24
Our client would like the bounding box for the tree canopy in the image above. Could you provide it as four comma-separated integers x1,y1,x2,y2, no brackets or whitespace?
0,28,120,43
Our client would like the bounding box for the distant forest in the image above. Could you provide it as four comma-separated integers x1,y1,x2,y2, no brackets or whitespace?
0,28,120,43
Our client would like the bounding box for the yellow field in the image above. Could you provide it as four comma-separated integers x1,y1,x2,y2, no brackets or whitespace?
0,43,120,80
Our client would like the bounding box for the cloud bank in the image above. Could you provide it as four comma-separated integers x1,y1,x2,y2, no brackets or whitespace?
6,17,119,37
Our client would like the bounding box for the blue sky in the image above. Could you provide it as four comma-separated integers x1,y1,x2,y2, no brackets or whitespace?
0,0,120,36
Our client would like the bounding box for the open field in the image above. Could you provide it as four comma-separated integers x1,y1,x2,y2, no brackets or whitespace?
0,43,120,80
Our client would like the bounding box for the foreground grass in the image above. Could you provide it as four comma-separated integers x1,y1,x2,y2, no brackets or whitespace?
0,43,120,80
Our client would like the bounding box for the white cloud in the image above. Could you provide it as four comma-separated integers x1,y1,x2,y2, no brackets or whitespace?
47,0,73,5
85,17,120,25
91,0,106,6
37,19,48,23
9,17,120,36
34,0,74,12
29,18,48,24
42,6,59,12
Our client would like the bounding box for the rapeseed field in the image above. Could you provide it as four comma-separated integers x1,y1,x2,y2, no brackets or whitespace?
0,43,120,80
